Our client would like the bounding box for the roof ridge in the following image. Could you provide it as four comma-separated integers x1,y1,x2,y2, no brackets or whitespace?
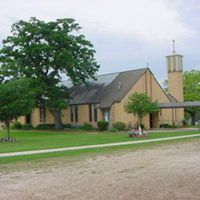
62,67,148,83
96,67,148,77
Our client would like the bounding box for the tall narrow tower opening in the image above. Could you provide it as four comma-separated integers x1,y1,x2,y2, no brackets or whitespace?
166,40,184,102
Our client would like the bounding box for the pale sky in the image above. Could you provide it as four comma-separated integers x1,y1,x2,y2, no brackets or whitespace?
0,0,200,83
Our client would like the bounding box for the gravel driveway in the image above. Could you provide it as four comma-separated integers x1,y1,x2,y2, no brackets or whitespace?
0,141,200,200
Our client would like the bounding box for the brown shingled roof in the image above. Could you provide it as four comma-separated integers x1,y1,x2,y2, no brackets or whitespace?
67,68,147,108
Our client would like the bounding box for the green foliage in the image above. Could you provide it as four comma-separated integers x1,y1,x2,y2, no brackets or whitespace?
0,78,35,137
182,119,188,126
108,128,118,132
184,70,200,101
11,121,23,129
22,123,33,130
183,70,200,124
82,123,93,131
0,17,99,129
63,124,72,129
160,124,176,128
97,121,109,131
36,124,55,130
0,17,99,85
113,121,126,131
124,93,158,127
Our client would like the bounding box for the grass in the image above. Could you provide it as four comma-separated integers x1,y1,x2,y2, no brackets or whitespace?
0,130,199,166
0,130,199,154
0,137,199,167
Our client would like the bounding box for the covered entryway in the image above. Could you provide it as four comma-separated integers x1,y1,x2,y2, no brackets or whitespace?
158,101,200,127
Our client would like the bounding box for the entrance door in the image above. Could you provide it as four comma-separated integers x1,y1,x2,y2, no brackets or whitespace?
150,113,154,128
26,115,31,124
150,113,159,128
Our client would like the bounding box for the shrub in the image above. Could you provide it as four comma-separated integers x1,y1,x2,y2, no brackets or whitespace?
36,124,55,130
113,121,126,131
82,122,93,131
70,124,83,129
97,121,109,131
22,123,33,130
108,127,117,132
76,125,83,129
182,119,188,126
63,124,72,129
11,121,22,129
160,123,176,128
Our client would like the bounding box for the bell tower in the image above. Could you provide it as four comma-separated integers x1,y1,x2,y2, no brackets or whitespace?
166,40,183,102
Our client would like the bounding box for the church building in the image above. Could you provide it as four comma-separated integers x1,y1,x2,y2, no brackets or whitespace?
19,48,185,129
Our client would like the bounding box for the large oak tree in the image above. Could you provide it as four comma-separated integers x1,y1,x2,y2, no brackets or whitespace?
0,17,99,129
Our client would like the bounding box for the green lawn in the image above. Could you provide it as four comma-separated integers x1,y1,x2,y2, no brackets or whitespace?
0,130,199,166
0,130,199,153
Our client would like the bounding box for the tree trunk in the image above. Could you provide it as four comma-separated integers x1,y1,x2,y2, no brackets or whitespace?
138,115,143,135
6,121,10,139
50,108,63,130
191,112,196,126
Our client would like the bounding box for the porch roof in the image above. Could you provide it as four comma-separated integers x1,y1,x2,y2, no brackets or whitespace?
158,101,200,109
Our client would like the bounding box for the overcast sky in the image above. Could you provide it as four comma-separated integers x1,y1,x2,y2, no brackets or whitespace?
0,0,200,83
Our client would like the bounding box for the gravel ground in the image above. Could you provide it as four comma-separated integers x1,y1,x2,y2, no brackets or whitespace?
0,141,200,200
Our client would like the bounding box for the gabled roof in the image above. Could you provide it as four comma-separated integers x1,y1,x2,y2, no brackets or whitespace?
63,68,148,108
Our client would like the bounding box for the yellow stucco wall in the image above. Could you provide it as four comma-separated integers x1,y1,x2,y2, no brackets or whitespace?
31,108,40,127
32,108,69,127
110,69,183,129
18,116,26,125
78,105,89,124
24,105,104,128
61,108,70,124
71,104,103,127
110,71,150,129
168,72,184,102
167,71,184,125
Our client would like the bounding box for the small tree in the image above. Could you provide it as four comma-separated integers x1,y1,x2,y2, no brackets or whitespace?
124,93,158,134
0,78,35,138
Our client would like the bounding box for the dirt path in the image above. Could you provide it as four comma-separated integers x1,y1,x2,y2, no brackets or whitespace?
0,141,200,200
